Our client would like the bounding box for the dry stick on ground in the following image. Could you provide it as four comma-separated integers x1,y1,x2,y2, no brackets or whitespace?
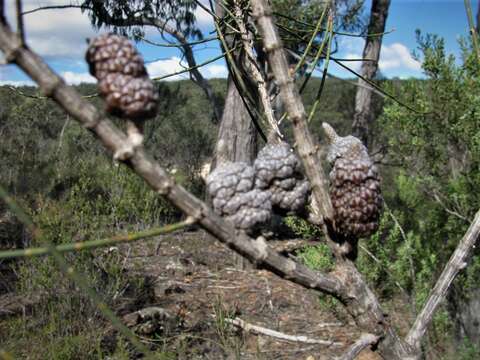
335,333,379,360
0,12,345,305
405,209,480,352
225,317,344,346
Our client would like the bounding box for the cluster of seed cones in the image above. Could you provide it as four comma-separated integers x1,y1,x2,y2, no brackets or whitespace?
86,34,158,120
207,142,310,232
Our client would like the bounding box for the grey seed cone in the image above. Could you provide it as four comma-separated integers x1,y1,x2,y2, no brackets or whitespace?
206,162,272,231
254,142,310,214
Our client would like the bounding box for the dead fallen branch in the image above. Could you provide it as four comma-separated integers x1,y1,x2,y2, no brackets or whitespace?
225,317,343,346
335,333,379,360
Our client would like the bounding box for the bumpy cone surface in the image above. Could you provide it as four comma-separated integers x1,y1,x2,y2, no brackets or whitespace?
86,34,146,79
86,34,158,119
254,142,310,214
206,162,272,231
323,123,382,238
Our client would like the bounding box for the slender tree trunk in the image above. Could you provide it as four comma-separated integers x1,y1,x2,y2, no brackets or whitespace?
212,1,258,269
214,78,257,166
351,0,390,147
476,0,480,33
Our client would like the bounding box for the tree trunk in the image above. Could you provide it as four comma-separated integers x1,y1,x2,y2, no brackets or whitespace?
212,1,258,269
214,78,257,166
476,0,480,33
351,0,390,147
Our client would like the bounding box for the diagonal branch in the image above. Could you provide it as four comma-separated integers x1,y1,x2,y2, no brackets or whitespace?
405,209,480,351
0,17,344,301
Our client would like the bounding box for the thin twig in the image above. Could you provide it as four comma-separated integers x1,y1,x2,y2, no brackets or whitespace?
0,219,193,259
464,0,480,62
293,6,328,74
151,49,231,81
307,14,333,123
274,11,395,38
141,35,219,48
225,317,343,346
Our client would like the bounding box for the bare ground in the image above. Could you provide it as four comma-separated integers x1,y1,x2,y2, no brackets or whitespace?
0,229,391,359
114,229,372,359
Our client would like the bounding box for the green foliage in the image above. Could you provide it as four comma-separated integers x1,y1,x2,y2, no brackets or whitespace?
458,339,480,360
283,215,321,239
297,243,334,272
376,31,480,351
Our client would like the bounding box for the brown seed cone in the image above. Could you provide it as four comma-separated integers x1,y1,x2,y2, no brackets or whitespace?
330,158,382,238
323,123,382,239
86,33,146,79
98,74,158,120
86,34,158,120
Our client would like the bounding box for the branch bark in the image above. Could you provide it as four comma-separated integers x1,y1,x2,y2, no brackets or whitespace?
405,210,480,351
225,317,343,346
335,333,379,360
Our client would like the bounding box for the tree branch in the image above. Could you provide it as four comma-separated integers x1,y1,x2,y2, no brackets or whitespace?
405,209,480,351
232,0,282,141
251,0,334,225
250,2,414,359
225,317,343,346
335,333,379,360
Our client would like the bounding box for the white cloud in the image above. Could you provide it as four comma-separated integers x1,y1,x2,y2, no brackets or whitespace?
379,43,421,71
6,1,96,58
146,57,227,81
335,41,421,77
201,64,227,78
195,0,214,28
61,71,96,85
146,57,189,81
342,53,363,71
0,80,36,87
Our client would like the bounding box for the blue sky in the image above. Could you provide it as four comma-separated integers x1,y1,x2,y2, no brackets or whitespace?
0,0,477,86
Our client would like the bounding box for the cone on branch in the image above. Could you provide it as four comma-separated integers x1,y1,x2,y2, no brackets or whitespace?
206,162,272,232
323,122,382,241
86,34,159,159
254,142,310,215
